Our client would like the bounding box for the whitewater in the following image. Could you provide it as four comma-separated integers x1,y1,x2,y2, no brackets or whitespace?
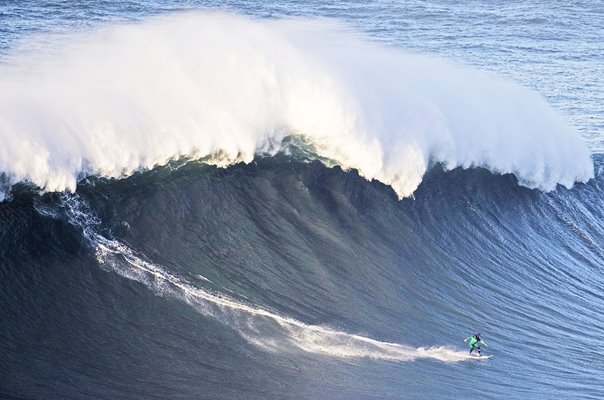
0,12,593,200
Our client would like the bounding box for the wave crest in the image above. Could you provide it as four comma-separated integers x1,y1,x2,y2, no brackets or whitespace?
0,11,593,199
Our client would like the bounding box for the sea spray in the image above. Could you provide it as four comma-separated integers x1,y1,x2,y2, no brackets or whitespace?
0,12,593,199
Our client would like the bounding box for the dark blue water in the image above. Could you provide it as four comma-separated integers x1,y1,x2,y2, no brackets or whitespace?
1,2,603,399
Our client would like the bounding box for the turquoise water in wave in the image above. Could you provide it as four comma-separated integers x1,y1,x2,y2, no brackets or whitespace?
1,2,603,400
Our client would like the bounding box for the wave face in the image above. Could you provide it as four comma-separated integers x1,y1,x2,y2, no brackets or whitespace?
2,154,604,399
0,12,593,200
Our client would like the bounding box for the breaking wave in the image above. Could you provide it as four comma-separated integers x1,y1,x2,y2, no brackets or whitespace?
0,11,593,200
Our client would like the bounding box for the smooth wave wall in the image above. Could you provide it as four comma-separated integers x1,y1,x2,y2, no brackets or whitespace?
0,12,593,199
40,193,477,364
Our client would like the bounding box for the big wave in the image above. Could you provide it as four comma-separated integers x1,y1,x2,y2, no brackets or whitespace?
0,11,593,200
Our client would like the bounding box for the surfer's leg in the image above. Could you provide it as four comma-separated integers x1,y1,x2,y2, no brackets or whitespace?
469,347,474,355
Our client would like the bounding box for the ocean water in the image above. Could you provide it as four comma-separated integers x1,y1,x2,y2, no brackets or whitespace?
1,1,603,399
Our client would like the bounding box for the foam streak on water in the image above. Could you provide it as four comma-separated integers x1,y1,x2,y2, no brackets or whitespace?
53,193,477,363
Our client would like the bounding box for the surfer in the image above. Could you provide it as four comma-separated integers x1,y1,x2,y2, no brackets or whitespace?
464,332,486,356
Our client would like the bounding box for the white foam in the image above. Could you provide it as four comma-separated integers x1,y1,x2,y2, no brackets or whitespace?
0,12,593,199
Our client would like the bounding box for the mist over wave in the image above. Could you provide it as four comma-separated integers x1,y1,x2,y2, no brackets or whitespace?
0,11,593,200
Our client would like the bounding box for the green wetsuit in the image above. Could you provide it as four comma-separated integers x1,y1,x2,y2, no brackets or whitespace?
466,335,482,355
467,336,480,348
